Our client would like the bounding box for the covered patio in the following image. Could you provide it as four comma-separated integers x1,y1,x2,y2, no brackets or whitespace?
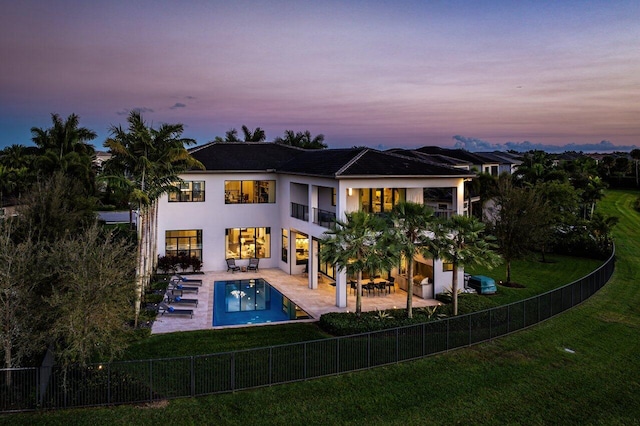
151,268,440,334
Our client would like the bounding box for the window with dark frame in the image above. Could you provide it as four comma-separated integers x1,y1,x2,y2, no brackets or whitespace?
168,181,205,202
165,230,203,260
225,227,271,259
224,180,276,204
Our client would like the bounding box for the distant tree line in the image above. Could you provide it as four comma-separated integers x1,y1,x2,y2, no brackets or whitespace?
213,125,327,149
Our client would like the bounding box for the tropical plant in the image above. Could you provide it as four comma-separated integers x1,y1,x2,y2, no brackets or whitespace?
373,309,393,321
30,113,98,194
319,211,397,316
274,130,327,149
436,215,501,316
388,201,437,318
103,111,203,327
486,177,549,284
631,149,640,186
215,125,266,142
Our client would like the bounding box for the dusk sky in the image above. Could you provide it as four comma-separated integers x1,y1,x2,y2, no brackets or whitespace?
1,0,639,152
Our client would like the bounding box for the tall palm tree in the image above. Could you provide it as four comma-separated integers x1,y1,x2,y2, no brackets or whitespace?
103,111,203,326
320,211,396,317
436,215,501,316
389,201,437,318
274,130,327,149
241,125,266,142
30,113,97,193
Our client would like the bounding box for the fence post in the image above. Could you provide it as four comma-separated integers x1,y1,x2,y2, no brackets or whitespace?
191,356,195,396
149,359,153,402
231,352,235,391
396,328,399,362
367,333,371,368
269,347,273,385
304,342,307,380
107,363,111,405
446,319,450,350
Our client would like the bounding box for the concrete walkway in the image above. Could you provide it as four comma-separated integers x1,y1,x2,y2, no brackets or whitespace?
151,268,440,334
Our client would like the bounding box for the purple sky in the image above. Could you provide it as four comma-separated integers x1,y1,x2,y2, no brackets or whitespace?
1,0,639,152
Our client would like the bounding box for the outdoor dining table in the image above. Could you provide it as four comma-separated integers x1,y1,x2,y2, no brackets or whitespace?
364,278,390,296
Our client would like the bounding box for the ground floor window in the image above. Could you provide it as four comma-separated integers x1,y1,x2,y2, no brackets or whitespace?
165,230,202,260
281,229,288,262
294,232,308,265
316,239,335,279
226,227,271,259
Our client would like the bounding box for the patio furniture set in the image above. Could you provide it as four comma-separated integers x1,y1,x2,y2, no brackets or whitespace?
157,275,203,319
226,258,259,273
349,277,396,296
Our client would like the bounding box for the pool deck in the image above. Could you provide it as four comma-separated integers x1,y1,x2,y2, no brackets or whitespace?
151,268,440,334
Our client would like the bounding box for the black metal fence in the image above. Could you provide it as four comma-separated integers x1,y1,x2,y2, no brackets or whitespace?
0,249,615,413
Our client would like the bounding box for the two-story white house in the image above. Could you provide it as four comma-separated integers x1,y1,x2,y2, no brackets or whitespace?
156,142,475,309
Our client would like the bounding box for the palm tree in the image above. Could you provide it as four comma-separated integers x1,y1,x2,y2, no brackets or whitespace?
241,125,266,142
274,130,327,149
436,215,501,316
319,211,396,317
389,201,437,318
103,111,203,327
631,149,640,186
30,113,97,193
31,113,96,160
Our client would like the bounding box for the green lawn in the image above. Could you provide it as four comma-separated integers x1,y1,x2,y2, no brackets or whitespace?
3,190,639,425
466,253,605,305
120,323,331,361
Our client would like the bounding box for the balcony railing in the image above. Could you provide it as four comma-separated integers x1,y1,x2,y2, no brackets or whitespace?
313,208,336,229
434,210,455,219
291,202,309,221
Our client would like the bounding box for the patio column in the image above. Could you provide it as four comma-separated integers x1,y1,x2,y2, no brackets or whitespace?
335,270,347,308
308,239,319,289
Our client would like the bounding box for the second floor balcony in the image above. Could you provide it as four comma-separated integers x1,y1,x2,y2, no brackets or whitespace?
291,202,309,221
313,207,336,229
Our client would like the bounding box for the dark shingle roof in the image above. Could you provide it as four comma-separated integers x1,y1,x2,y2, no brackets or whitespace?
188,142,302,171
338,150,469,177
415,146,490,164
188,143,473,178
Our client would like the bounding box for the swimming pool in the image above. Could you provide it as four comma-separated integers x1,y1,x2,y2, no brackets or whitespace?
213,278,311,326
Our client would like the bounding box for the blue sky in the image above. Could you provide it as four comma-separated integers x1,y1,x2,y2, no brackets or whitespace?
1,0,639,152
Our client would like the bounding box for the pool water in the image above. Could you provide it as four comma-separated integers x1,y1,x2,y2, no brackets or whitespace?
213,278,311,326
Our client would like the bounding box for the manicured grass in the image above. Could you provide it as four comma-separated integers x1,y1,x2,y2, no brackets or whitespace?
3,190,639,425
466,253,605,306
119,323,331,361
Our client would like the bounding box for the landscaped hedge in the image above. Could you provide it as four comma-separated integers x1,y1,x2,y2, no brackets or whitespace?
319,295,498,336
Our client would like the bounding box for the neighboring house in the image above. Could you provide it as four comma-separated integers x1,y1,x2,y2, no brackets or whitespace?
156,142,475,308
475,151,523,175
415,146,501,176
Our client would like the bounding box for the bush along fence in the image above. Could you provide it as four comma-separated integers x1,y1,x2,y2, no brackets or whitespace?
1,249,615,413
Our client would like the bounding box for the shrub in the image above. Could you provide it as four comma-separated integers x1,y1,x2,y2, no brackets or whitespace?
191,257,203,272
437,294,498,316
319,308,446,336
157,255,178,273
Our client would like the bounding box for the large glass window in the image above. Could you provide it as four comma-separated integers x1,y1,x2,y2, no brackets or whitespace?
225,180,275,204
294,232,309,265
226,227,271,259
281,229,288,262
168,181,205,202
317,239,335,279
360,188,405,213
165,230,202,260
